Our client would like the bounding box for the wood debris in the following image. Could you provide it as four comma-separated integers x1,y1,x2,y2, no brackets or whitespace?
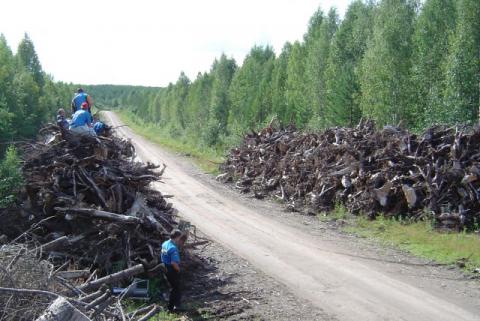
220,120,480,230
0,125,179,320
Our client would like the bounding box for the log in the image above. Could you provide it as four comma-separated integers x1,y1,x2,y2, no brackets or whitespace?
127,304,156,318
56,270,91,280
79,264,145,292
374,181,393,207
90,296,116,319
38,236,69,252
56,207,142,224
137,305,162,321
36,297,91,321
82,172,107,207
0,286,59,300
402,184,418,208
85,290,111,310
79,288,104,303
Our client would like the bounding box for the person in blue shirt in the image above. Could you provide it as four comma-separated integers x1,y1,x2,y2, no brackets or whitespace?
92,115,107,136
56,108,69,130
69,102,96,136
161,229,185,312
71,88,94,114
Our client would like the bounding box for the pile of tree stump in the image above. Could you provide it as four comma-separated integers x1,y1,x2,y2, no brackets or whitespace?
220,120,480,230
0,125,178,320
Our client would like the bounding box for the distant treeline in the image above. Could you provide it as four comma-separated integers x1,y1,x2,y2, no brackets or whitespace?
0,34,73,143
94,0,479,147
83,85,160,110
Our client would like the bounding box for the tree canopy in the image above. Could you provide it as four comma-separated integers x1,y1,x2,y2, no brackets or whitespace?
102,0,478,150
3,0,479,151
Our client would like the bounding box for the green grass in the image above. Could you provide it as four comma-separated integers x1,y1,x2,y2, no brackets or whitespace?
318,203,350,222
146,311,179,321
330,207,480,270
116,110,225,174
123,301,178,321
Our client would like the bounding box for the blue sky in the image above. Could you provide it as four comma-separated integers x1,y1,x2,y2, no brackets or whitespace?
0,0,352,86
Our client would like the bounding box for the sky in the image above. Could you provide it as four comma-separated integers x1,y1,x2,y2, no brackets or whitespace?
0,0,352,87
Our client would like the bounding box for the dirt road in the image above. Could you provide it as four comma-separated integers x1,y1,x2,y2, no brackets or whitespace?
104,111,480,321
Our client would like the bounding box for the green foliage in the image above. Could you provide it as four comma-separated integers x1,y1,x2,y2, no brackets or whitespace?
0,33,73,143
412,0,457,127
209,54,237,141
285,41,309,125
0,146,23,207
118,110,227,174
324,0,374,127
346,214,480,270
229,46,275,129
76,0,479,153
271,43,292,124
443,0,480,124
304,8,338,125
360,0,417,127
16,34,45,88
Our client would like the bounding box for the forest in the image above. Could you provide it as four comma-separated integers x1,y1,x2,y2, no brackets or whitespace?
0,34,73,145
89,0,480,150
1,0,479,151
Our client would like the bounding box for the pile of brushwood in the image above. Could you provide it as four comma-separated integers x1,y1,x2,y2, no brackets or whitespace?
220,119,480,231
0,125,179,321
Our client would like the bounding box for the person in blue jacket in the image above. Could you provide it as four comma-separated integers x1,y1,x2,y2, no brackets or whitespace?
161,229,185,312
56,108,69,130
69,102,96,136
71,88,94,114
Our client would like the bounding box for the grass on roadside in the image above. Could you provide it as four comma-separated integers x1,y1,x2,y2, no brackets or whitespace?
322,205,480,270
116,111,225,174
123,300,212,321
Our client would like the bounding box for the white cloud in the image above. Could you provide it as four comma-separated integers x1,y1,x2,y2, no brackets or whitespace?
0,0,352,86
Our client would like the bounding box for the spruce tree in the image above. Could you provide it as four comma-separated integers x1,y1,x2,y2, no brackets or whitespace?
324,1,374,127
304,8,338,126
271,42,292,124
207,54,237,144
285,41,309,125
229,46,275,129
0,35,15,140
173,72,190,129
16,34,44,88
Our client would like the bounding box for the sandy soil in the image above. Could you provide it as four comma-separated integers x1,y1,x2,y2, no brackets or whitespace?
104,111,480,321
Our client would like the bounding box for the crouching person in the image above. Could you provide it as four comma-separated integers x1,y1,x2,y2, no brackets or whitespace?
161,229,185,312
69,102,96,136
57,108,69,130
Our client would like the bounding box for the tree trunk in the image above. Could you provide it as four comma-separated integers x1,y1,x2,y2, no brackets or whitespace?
79,264,145,292
36,297,91,321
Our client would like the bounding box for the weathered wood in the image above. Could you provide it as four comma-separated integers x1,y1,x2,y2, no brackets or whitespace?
402,184,418,208
0,123,183,321
78,288,103,303
126,304,156,319
79,264,145,292
38,236,69,252
85,290,111,310
220,121,480,229
137,305,162,321
56,207,142,224
56,270,91,280
373,182,393,207
36,297,91,321
0,286,59,300
90,296,116,319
